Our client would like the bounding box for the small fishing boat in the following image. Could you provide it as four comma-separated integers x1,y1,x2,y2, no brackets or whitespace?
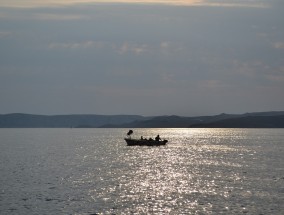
124,138,168,146
124,130,168,146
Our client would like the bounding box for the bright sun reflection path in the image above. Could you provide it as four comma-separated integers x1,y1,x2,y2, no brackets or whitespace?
0,128,282,214
95,129,240,213
89,128,249,213
63,128,277,214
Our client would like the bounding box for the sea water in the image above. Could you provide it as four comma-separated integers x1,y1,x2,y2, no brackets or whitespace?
0,128,283,214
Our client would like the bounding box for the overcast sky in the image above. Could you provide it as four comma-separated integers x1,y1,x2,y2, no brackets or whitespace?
0,0,283,116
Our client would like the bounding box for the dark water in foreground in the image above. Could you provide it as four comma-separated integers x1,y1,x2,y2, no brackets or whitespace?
0,128,283,214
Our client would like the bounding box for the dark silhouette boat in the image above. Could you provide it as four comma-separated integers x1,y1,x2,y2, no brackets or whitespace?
124,138,168,146
124,130,168,146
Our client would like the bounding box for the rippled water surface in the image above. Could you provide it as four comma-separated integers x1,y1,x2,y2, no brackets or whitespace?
0,128,283,214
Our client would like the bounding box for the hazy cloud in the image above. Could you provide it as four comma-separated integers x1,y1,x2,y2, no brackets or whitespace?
0,0,270,8
0,1,283,115
48,41,105,49
273,42,284,49
0,31,12,38
116,42,150,55
35,13,89,21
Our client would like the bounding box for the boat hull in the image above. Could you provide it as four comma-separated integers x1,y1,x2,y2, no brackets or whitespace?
124,138,168,146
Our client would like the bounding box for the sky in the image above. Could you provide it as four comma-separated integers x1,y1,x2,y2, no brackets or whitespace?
0,0,284,116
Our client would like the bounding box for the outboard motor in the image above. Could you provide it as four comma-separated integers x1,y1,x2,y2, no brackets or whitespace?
127,130,133,138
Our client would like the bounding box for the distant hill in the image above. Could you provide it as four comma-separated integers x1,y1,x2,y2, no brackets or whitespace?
0,111,284,128
101,111,284,128
102,114,238,128
190,115,284,128
0,113,146,128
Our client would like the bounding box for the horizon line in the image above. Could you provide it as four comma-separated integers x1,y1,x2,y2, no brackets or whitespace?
1,110,283,117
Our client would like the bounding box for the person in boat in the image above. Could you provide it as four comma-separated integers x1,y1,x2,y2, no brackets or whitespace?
155,134,161,142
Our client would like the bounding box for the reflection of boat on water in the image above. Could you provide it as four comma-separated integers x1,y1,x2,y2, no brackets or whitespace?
124,138,168,146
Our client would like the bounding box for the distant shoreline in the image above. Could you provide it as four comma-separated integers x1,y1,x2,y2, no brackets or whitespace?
1,111,284,128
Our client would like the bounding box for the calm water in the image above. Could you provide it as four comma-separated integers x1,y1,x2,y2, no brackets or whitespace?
0,128,283,214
